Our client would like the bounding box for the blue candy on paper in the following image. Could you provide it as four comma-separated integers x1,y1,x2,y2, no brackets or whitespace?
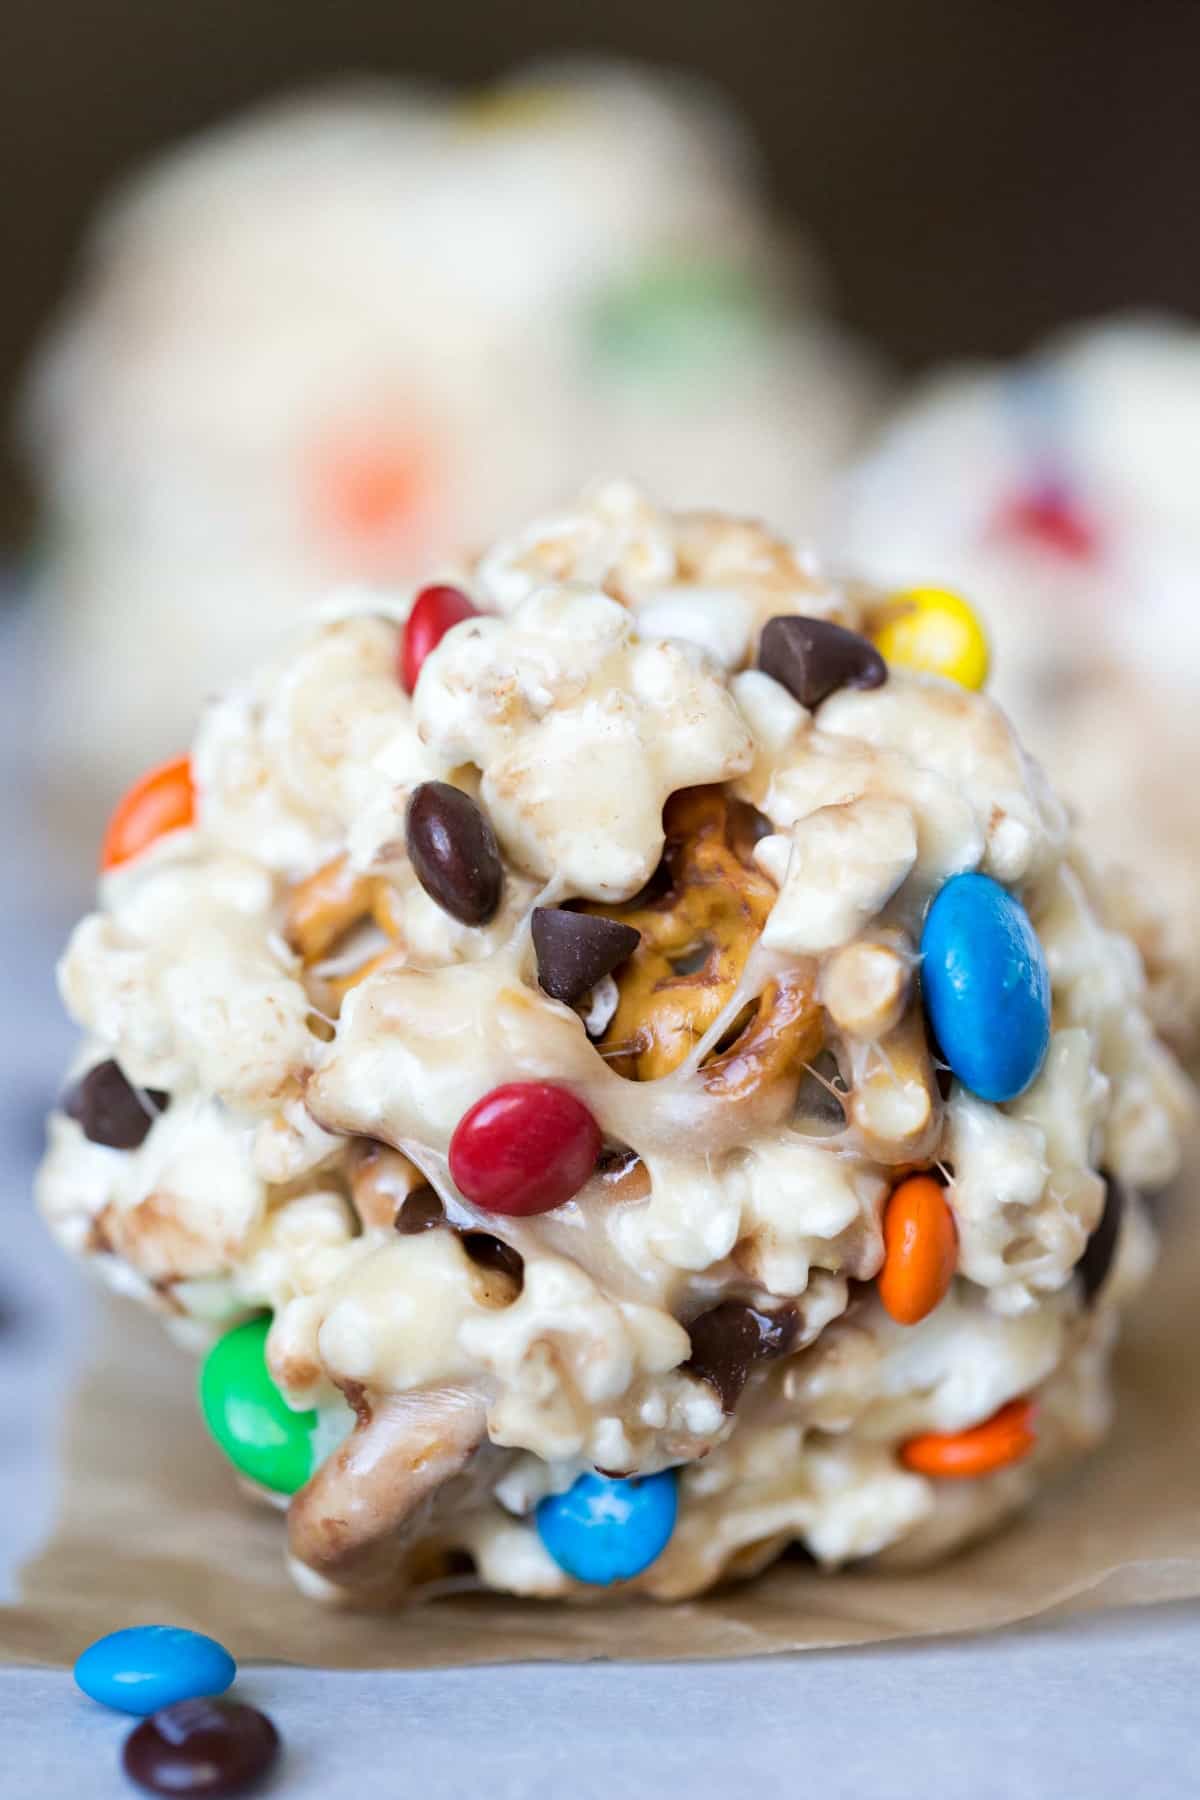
920,871,1051,1103
74,1625,236,1716
536,1469,678,1585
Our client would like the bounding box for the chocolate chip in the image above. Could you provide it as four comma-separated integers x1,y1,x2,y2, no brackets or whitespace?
1078,1174,1126,1304
793,1056,848,1129
460,1232,525,1290
595,1145,640,1180
531,907,641,1006
594,1145,651,1202
406,781,503,926
758,615,887,709
437,1547,478,1580
726,797,774,864
394,1194,525,1291
395,1186,446,1233
62,1059,168,1150
122,1698,279,1798
685,1300,798,1412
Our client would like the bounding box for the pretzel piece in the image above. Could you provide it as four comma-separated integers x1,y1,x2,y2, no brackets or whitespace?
590,787,822,1107
284,854,406,1008
287,1386,492,1600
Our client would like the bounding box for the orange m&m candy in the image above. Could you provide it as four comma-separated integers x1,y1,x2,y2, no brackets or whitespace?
100,757,196,872
877,1174,957,1326
308,432,430,546
899,1398,1038,1479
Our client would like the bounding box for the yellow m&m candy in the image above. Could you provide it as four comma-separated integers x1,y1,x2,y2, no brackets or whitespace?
454,84,572,134
872,587,990,691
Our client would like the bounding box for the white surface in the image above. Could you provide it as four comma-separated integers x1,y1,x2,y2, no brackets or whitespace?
2,593,1199,1797
3,1608,1200,1799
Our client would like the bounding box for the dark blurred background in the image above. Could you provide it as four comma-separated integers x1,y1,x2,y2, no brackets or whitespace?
4,0,1200,535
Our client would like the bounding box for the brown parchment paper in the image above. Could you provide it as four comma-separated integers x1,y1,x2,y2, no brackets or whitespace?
4,1179,1199,1669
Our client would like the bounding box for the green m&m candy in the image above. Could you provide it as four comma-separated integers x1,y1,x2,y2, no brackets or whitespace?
587,258,767,376
199,1315,318,1495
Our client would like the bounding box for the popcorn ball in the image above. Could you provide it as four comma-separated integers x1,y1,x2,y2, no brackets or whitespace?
38,482,1193,1606
21,62,879,802
839,316,1200,1051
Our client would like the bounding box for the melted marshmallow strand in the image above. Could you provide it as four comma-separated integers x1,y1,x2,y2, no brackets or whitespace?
39,481,1194,1605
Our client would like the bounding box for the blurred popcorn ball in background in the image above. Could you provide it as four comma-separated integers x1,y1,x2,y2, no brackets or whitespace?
839,317,1200,1051
20,60,881,800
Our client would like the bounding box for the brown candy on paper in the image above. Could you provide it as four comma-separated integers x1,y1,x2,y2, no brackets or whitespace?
4,1172,1199,1669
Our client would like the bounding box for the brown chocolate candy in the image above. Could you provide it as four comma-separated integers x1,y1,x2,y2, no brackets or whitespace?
531,907,641,1006
62,1059,168,1150
395,1186,447,1233
758,615,887,710
460,1231,525,1290
595,1145,641,1181
394,1194,524,1291
406,781,503,926
594,1146,652,1203
685,1300,798,1411
122,1698,279,1798
1078,1174,1126,1304
725,797,775,861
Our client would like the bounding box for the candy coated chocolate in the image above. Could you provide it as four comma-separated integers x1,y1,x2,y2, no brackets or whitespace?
74,1626,235,1716
449,1082,601,1215
199,1315,317,1495
872,586,990,691
589,258,765,370
920,873,1050,1102
100,756,196,872
399,584,478,693
406,781,503,926
536,1469,678,1584
758,614,887,709
122,1698,279,1797
1000,484,1099,562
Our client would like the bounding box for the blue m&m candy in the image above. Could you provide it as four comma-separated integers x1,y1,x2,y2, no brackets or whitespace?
536,1469,678,1585
920,872,1051,1103
74,1625,235,1716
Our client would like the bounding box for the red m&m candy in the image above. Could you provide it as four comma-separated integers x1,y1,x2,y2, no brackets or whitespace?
996,485,1099,562
399,584,478,693
449,1082,601,1216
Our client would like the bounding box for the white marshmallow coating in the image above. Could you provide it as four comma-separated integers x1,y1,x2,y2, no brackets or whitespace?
39,484,1193,1603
